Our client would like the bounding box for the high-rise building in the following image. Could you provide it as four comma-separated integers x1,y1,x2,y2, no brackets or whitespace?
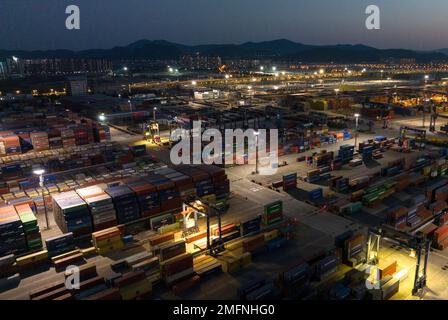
0,59,8,80
66,76,88,96
179,53,222,71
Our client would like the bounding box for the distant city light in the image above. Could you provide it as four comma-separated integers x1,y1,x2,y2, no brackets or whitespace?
362,68,367,73
424,75,429,80
123,67,128,71
33,169,45,176
192,81,197,86
272,66,277,71
168,67,174,73
273,86,279,90
225,74,230,79
281,71,286,76
98,113,106,122
319,69,325,74
247,86,252,90
12,56,18,62
260,66,264,71
252,77,257,82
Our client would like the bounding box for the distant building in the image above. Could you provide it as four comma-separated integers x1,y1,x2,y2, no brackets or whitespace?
399,58,416,65
180,53,222,71
0,57,25,79
22,58,112,75
66,76,88,96
0,59,7,80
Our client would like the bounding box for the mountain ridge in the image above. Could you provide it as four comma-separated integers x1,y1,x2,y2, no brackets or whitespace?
0,39,446,63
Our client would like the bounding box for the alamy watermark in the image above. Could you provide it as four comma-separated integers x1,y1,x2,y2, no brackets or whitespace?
65,265,80,290
66,5,80,30
170,121,279,175
365,5,380,30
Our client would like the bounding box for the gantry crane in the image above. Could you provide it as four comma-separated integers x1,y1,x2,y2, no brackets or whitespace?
366,225,431,296
182,196,226,256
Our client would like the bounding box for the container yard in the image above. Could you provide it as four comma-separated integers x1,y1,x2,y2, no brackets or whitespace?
3,88,448,303
3,2,448,311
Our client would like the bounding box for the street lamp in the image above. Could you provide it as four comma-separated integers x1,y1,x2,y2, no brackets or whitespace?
260,66,264,71
33,168,49,230
254,131,260,174
98,113,106,122
153,107,157,122
354,113,360,150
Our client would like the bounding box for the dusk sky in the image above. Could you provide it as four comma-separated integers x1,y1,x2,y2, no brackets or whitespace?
0,0,447,51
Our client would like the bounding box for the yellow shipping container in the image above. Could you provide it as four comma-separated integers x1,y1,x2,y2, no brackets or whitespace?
220,255,241,274
263,229,279,242
158,222,180,235
224,239,244,251
81,247,97,257
119,279,152,300
94,234,122,248
96,240,124,255
16,250,49,266
51,249,81,263
201,194,216,204
219,251,251,274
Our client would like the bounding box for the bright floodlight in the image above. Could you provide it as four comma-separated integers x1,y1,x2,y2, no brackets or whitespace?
12,56,18,62
123,67,128,71
225,74,230,79
272,66,277,71
254,131,260,136
334,88,340,93
319,69,324,74
169,67,174,73
354,113,360,118
153,107,157,110
424,75,429,79
362,68,367,73
192,81,197,86
33,169,45,176
260,66,264,71
98,114,106,122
